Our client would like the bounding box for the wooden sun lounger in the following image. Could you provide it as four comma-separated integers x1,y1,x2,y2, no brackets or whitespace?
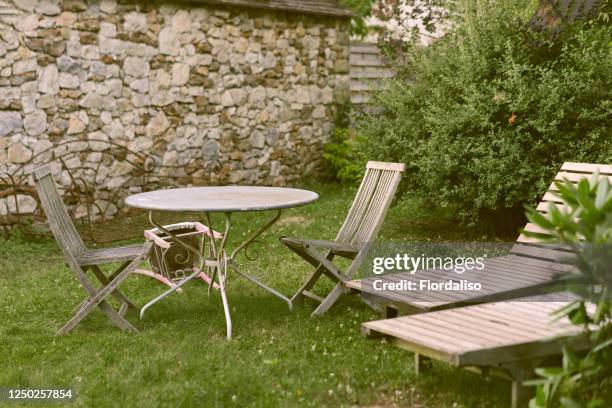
362,294,594,408
346,162,612,317
347,249,575,316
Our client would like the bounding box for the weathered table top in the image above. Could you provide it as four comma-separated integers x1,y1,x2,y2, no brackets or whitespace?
125,186,319,212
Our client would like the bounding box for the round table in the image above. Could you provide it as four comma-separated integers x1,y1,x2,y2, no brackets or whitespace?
125,186,318,339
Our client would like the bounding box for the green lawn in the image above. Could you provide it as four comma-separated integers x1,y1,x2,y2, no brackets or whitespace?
0,182,515,407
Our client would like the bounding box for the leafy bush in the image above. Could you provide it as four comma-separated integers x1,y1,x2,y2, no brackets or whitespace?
358,0,612,225
322,128,366,184
524,174,612,407
340,0,374,36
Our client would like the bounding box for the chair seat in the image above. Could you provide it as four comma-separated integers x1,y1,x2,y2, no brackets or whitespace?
76,244,149,266
280,237,360,258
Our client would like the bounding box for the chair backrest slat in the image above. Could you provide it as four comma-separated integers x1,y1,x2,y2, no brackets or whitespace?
337,169,379,241
514,162,612,262
356,170,398,243
353,170,391,243
32,165,86,258
364,170,402,242
336,161,405,246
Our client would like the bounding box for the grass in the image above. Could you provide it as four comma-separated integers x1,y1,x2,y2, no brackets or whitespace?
0,182,516,407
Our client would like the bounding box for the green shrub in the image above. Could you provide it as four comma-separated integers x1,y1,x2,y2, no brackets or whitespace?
358,0,612,225
322,128,367,184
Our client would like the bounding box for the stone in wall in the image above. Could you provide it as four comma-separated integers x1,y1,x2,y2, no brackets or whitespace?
0,0,351,216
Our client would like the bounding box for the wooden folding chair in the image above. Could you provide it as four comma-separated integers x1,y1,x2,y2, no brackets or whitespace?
281,161,405,316
32,165,152,334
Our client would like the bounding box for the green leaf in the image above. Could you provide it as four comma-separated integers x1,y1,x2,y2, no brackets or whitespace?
594,178,609,209
589,171,601,189
592,337,612,353
562,346,580,371
524,378,549,386
529,389,545,408
534,367,563,377
552,301,581,320
577,178,592,198
548,204,568,229
526,207,555,230
601,193,612,213
529,386,546,408
556,181,579,207
568,303,588,325
560,396,583,408
593,300,609,323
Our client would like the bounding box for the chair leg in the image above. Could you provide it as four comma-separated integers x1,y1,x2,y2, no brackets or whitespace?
90,265,137,309
290,267,323,304
73,297,89,313
118,302,129,318
58,250,148,334
198,271,220,290
301,246,348,283
289,251,335,304
311,246,370,316
312,282,346,316
58,298,137,334
285,240,370,315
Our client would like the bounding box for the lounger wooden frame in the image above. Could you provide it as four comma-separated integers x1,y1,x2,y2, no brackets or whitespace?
362,296,595,407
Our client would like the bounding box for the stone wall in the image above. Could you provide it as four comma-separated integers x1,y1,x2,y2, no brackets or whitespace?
0,0,351,196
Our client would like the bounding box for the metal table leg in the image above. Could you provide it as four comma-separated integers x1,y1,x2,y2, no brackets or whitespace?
230,263,292,310
200,212,233,339
227,209,292,310
140,211,233,339
141,209,291,339
140,267,203,319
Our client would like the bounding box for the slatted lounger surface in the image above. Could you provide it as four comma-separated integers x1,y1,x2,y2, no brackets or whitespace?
362,295,594,408
346,249,575,315
346,162,612,316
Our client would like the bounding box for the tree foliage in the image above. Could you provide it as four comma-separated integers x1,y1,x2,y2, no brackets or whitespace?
356,0,612,224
